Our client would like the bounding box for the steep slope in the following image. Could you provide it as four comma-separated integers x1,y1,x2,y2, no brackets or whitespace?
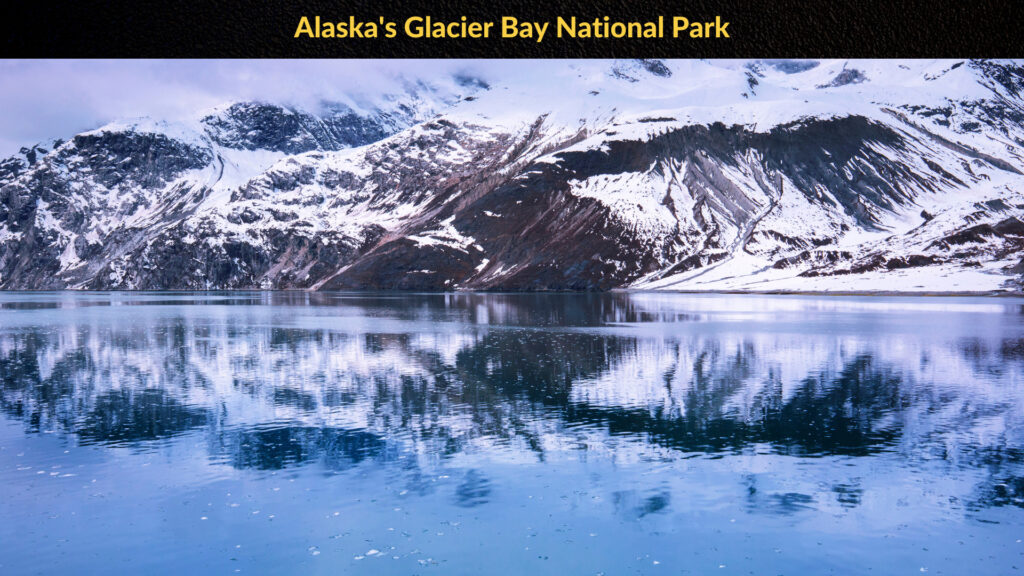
0,79,471,289
1,60,1023,292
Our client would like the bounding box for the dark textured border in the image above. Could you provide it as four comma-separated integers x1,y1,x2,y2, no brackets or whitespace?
2,0,1022,58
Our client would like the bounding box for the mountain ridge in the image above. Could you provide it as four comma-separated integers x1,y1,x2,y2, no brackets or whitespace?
2,59,1023,292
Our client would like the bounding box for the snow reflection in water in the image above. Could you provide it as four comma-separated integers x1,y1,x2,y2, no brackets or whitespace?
1,292,1023,574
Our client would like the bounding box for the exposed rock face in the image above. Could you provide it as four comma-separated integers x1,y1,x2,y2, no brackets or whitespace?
819,68,867,88
2,59,1024,292
201,102,402,154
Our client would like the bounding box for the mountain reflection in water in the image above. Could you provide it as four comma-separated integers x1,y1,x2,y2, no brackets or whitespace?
1,292,1023,574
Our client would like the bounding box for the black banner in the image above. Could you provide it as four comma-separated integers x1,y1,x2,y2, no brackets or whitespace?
1,0,1022,58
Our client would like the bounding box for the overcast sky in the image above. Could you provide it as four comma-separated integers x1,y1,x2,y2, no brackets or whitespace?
0,59,493,157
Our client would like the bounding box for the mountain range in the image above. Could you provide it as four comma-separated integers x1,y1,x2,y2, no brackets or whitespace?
2,59,1023,292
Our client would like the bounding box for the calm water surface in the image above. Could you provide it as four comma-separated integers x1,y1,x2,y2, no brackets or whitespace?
1,292,1023,574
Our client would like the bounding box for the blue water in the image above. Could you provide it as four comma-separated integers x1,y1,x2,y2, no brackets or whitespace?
1,292,1023,575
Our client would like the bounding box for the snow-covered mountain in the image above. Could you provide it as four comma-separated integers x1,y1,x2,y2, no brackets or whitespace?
2,59,1023,292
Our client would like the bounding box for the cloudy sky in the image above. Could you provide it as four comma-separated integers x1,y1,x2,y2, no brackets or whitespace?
0,59,497,157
